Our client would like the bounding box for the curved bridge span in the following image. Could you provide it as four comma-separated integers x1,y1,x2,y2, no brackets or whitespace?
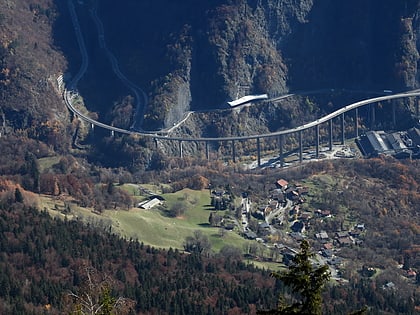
66,0,420,166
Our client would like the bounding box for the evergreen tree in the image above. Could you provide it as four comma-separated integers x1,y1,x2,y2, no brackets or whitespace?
259,240,330,315
14,188,23,203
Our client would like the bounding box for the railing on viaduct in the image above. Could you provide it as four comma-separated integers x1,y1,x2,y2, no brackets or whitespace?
64,85,420,167
66,0,420,167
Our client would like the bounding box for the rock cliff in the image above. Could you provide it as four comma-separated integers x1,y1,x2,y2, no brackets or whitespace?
1,0,420,162
97,0,420,132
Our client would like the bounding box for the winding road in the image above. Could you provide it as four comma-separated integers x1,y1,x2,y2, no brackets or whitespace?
65,0,420,145
90,3,148,130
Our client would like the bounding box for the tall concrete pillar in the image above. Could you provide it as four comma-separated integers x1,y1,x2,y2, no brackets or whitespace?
278,134,284,167
371,103,376,129
232,140,236,163
257,138,261,167
299,130,303,163
341,113,345,145
111,130,114,137
392,101,396,128
328,119,333,151
90,123,95,140
205,141,210,160
315,124,320,158
179,140,183,158
355,108,359,138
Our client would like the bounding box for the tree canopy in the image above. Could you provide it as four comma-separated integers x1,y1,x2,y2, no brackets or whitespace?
259,240,330,315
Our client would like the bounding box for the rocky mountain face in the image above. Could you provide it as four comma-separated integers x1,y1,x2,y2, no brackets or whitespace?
96,0,420,130
1,0,420,161
0,0,69,148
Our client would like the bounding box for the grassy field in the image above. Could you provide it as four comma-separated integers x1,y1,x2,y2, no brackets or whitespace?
37,156,62,173
39,187,254,253
108,188,252,251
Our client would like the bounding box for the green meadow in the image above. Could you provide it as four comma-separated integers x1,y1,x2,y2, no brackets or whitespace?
41,186,254,253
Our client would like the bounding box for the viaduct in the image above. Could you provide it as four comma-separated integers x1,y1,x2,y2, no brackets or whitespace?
65,0,420,167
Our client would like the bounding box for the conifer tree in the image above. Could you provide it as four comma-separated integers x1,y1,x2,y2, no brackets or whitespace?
14,188,24,203
259,240,330,315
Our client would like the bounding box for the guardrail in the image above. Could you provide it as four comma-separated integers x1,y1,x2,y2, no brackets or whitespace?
66,1,420,145
64,87,420,142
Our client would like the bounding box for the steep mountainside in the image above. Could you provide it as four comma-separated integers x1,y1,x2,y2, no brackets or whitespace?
96,0,420,130
0,203,279,314
0,0,71,150
1,0,420,162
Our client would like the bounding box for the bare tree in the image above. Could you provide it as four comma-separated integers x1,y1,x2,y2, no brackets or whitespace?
65,267,135,315
183,230,212,254
168,201,186,217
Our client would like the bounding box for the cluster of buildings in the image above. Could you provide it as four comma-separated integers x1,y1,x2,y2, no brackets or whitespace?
356,127,420,159
239,177,369,275
313,223,365,265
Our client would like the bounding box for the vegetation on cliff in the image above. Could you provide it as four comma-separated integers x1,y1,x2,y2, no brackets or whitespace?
1,1,420,313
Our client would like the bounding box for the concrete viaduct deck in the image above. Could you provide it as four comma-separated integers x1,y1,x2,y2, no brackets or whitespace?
66,0,420,167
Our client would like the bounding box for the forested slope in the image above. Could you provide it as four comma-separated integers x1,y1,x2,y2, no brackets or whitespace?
0,1,420,313
0,203,279,314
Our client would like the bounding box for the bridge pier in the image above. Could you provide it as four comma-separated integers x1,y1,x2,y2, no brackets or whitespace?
205,141,210,160
298,130,303,163
328,119,333,151
232,140,236,163
315,124,319,158
110,130,114,137
392,101,396,128
341,113,345,145
179,141,183,158
278,135,284,167
89,123,95,140
355,108,359,138
257,138,261,167
371,103,376,129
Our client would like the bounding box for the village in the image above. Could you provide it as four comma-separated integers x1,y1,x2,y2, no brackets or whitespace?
135,174,418,286
218,177,419,286
210,177,367,280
